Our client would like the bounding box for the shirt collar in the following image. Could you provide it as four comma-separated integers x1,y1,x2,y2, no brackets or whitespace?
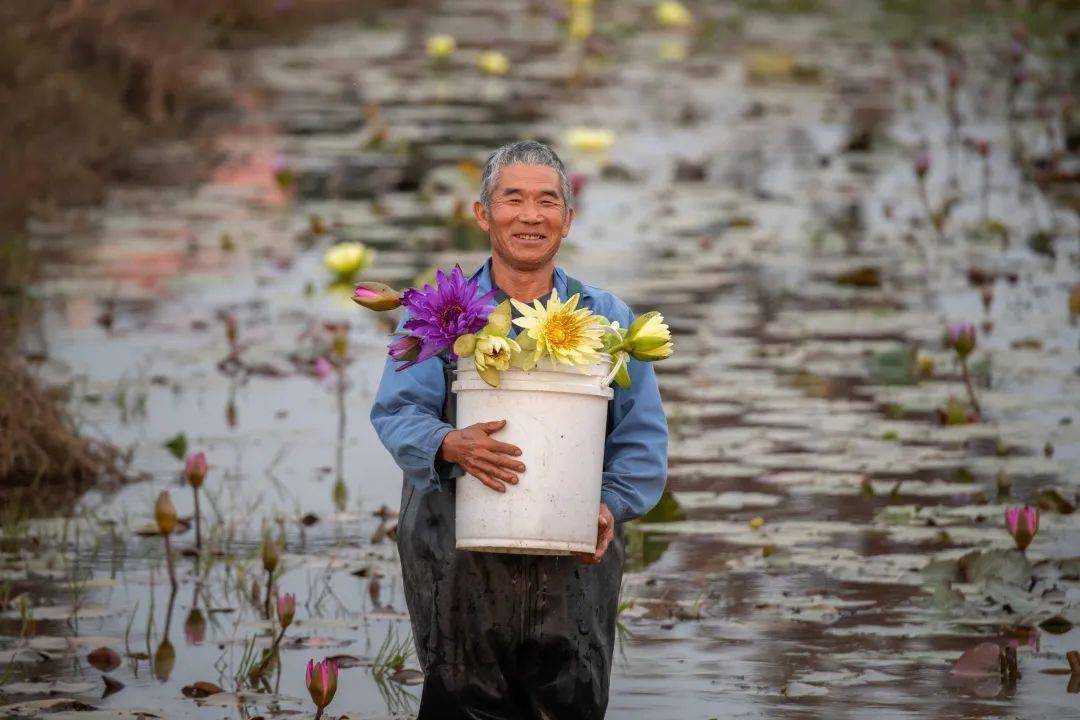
470,257,570,301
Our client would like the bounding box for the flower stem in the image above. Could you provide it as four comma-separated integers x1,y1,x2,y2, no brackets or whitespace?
263,569,273,619
314,708,324,720
193,488,202,552
960,356,981,417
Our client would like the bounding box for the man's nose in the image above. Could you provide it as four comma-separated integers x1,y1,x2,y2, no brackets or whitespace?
517,203,543,222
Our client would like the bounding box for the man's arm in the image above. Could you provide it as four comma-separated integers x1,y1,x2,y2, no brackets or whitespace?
600,354,669,523
370,352,456,491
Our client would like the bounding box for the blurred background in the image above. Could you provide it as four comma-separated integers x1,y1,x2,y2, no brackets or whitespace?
1,1,1079,718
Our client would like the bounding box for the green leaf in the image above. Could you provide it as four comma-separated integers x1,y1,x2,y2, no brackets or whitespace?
164,433,187,461
482,300,512,336
477,364,501,387
1038,615,1072,634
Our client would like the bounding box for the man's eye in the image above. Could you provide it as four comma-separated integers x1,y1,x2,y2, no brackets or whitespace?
541,201,556,207
507,198,522,205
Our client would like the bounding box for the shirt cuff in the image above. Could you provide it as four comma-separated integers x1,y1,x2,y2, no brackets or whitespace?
600,488,631,524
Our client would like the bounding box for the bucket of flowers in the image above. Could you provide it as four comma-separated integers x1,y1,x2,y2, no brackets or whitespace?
354,266,672,555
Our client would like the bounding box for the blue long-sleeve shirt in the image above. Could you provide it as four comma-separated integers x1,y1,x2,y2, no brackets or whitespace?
369,259,668,523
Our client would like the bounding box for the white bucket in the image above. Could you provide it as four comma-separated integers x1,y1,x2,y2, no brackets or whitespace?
452,362,614,555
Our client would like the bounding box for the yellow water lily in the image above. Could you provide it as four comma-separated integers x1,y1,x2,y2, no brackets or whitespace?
323,242,372,279
568,3,593,41
655,0,692,28
478,50,510,76
565,127,615,154
473,334,521,386
426,34,456,61
512,291,605,370
625,311,673,361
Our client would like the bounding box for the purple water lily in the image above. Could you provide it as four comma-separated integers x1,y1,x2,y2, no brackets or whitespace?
398,266,496,369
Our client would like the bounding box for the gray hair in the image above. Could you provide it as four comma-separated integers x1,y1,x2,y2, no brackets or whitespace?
479,140,572,211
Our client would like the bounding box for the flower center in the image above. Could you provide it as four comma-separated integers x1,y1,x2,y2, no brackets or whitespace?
440,304,462,327
544,314,573,348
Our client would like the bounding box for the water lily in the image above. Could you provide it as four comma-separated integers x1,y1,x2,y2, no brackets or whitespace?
512,291,605,370
1005,505,1039,552
655,0,692,28
624,312,673,362
945,322,975,356
565,127,615,154
401,265,497,366
568,0,593,41
323,242,372,280
184,452,206,489
277,592,296,629
1069,283,1080,322
388,335,422,366
184,607,206,645
261,533,279,574
352,281,403,311
184,452,207,551
155,491,178,588
426,34,456,61
478,50,510,76
313,356,335,381
306,659,339,719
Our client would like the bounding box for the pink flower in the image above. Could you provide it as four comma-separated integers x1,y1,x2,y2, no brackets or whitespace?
184,452,207,489
306,658,339,714
913,151,930,179
277,592,296,629
313,357,334,381
1004,505,1039,552
945,321,977,359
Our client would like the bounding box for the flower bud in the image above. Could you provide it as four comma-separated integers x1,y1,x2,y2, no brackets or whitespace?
261,534,280,574
625,312,673,362
323,242,372,279
154,639,175,682
277,592,296,629
945,321,977,359
306,659,339,711
155,491,177,536
184,452,207,490
352,282,404,312
426,34,456,60
184,607,207,645
452,333,477,358
1004,505,1039,551
478,50,510,76
913,151,930,179
389,334,423,363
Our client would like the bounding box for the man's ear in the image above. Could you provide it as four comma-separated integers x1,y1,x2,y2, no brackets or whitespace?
561,206,575,238
473,201,491,232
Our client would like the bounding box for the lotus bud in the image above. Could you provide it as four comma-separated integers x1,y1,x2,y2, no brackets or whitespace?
1005,505,1039,552
453,333,477,358
625,312,674,362
306,659,339,713
389,334,423,363
277,592,296,629
225,314,238,346
155,491,177,535
655,0,692,28
478,50,510,76
913,151,930,179
313,356,334,381
261,534,280,574
945,321,977,359
426,34,456,61
184,452,207,489
352,281,403,312
1069,283,1080,321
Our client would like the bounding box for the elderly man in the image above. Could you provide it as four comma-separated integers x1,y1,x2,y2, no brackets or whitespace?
370,140,668,719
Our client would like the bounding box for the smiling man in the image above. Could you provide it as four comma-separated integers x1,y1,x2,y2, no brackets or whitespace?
370,140,668,719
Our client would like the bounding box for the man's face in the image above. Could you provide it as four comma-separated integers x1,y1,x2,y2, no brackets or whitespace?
473,163,574,272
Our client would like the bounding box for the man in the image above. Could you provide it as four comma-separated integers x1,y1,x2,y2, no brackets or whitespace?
370,140,668,719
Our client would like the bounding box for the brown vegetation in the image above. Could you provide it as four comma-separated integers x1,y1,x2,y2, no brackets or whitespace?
0,0,384,232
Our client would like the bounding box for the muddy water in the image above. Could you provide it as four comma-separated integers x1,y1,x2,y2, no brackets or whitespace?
5,1,1080,719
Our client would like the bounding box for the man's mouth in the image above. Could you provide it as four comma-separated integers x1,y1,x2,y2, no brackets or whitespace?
512,233,546,241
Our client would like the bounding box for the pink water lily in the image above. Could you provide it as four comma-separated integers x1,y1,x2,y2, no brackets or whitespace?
306,658,338,718
184,452,207,489
1005,505,1039,552
313,356,334,381
277,592,296,629
946,322,977,358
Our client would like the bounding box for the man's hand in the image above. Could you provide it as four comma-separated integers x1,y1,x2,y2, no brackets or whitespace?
574,503,614,565
439,420,524,493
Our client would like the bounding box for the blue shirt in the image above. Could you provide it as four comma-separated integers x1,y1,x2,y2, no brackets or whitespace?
369,259,669,523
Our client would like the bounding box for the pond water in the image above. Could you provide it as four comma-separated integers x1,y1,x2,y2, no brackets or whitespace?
4,1,1080,719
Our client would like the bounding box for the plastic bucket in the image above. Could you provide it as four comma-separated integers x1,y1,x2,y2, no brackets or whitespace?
452,362,614,555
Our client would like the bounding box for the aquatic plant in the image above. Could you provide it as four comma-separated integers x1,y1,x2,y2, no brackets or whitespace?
512,291,605,370
1004,505,1039,552
478,50,510,76
154,491,178,589
352,281,404,312
426,34,456,61
399,265,498,368
565,127,616,154
184,452,207,551
912,151,946,243
975,139,991,222
1069,283,1080,323
306,658,339,720
261,532,280,617
323,242,372,281
945,321,981,416
656,0,692,28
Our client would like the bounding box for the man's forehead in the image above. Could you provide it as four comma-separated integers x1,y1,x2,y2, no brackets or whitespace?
495,163,560,192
